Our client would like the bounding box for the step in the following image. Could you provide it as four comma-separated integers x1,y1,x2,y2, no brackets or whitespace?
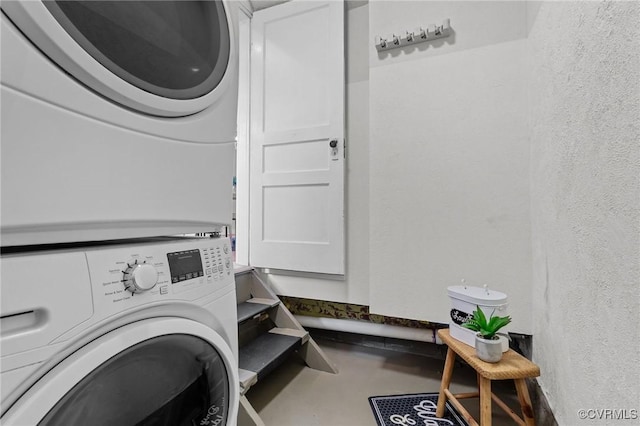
237,298,280,323
238,368,258,395
238,328,308,380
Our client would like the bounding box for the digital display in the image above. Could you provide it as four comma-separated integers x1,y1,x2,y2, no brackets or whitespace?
167,249,204,283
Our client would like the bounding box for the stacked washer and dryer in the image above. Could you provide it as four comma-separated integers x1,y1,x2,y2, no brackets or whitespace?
1,1,240,424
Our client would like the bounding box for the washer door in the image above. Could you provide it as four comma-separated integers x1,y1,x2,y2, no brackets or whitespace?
1,318,239,425
1,0,233,117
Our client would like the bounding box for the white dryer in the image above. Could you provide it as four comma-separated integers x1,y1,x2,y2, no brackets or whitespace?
1,0,240,246
0,237,239,425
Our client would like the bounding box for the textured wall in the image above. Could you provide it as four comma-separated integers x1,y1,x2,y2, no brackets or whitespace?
529,1,640,422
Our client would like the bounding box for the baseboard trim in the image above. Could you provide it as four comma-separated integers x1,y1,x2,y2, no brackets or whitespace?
308,327,447,359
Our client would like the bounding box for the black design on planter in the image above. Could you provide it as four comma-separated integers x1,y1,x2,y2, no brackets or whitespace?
450,309,472,326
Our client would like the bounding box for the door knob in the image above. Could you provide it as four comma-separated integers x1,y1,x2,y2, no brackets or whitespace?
329,139,338,148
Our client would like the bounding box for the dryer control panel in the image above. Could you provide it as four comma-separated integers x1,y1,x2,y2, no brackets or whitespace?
85,238,233,318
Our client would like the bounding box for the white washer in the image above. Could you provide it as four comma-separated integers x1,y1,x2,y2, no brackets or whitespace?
0,0,240,246
0,237,239,425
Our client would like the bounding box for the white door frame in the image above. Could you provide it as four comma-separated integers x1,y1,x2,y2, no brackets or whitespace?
235,6,252,266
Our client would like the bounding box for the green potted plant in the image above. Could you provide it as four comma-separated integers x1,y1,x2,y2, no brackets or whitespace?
462,305,512,363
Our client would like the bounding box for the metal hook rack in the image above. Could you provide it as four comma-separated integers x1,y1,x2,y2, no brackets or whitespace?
375,19,451,52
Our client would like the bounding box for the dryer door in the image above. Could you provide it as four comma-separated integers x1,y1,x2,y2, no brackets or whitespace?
1,0,233,117
1,318,239,425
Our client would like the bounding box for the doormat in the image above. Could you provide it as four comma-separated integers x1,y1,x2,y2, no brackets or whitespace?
368,393,469,426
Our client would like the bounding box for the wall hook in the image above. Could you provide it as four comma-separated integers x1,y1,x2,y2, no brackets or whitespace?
375,19,451,52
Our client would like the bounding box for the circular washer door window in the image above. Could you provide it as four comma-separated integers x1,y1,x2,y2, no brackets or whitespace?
39,334,230,426
2,0,233,116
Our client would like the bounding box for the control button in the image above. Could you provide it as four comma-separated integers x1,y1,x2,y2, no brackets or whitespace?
122,262,159,294
206,268,212,275
223,245,229,254
225,259,231,269
160,286,168,295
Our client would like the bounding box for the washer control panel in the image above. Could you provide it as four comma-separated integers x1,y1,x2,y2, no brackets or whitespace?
85,238,233,317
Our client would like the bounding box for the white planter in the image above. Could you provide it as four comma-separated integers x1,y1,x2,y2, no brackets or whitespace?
475,335,503,363
447,285,509,352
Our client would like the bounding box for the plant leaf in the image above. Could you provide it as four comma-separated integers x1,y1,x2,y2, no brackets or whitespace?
464,306,512,339
475,306,487,328
487,315,501,332
462,320,480,331
492,315,512,331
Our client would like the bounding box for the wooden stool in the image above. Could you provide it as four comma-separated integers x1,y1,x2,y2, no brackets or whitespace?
436,329,540,426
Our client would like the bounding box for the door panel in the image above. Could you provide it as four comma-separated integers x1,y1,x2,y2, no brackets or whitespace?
249,0,345,274
263,184,330,243
263,140,328,173
262,3,331,132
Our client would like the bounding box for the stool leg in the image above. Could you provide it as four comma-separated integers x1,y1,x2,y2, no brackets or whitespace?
436,347,456,417
478,376,492,426
515,379,535,426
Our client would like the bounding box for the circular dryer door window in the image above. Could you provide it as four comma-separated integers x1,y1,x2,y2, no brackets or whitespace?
44,1,230,100
39,334,230,426
1,0,234,117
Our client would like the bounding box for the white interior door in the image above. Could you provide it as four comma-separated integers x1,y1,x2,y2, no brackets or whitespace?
249,0,345,274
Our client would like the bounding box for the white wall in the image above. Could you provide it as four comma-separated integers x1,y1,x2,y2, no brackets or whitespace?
368,1,532,333
262,2,371,305
528,1,640,422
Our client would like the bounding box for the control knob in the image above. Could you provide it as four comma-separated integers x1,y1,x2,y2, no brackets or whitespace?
123,261,158,294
